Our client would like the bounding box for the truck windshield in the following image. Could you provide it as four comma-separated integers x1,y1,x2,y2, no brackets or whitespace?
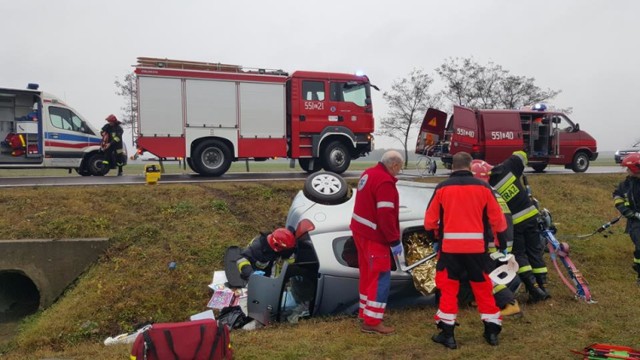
330,82,368,107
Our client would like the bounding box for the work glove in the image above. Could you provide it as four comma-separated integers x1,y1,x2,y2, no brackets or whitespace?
390,243,403,256
431,242,440,253
253,270,265,276
490,250,508,261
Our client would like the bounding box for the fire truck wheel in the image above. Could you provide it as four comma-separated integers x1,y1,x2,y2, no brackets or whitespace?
86,153,109,176
75,167,91,176
186,158,198,173
303,171,350,205
321,141,351,174
571,152,590,173
193,140,232,176
298,158,322,173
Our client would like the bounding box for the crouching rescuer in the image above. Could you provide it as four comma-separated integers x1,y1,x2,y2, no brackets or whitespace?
235,228,296,280
425,152,507,349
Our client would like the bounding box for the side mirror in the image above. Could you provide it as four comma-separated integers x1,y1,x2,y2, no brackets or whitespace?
574,123,580,131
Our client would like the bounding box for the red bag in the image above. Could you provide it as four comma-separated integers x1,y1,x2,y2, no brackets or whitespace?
130,319,232,360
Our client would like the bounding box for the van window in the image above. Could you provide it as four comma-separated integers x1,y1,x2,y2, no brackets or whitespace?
302,81,325,101
330,82,367,106
49,107,95,135
552,115,575,133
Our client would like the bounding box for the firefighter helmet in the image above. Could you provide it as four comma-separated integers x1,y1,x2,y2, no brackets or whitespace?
621,152,640,175
267,228,296,252
470,159,493,182
105,114,118,123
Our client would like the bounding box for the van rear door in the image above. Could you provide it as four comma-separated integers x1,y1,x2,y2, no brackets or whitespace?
450,106,479,156
480,111,523,164
415,108,447,155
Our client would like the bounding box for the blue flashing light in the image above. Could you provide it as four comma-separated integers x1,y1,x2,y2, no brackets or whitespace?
355,70,365,77
532,103,547,111
27,83,39,90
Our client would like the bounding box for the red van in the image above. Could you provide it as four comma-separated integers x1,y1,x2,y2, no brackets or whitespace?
416,105,598,173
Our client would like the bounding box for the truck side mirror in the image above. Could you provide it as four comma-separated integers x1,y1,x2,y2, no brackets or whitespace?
574,123,580,131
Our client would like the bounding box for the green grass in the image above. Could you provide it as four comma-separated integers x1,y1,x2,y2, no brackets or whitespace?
0,174,639,359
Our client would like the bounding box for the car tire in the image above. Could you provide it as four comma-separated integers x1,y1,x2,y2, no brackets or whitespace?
531,164,547,173
571,152,590,173
303,171,350,205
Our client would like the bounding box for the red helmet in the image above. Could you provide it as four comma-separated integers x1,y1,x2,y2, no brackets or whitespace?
470,159,493,182
267,228,295,252
105,114,118,123
621,152,640,174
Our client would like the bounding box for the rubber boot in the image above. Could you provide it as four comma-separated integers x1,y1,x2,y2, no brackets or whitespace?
633,264,640,286
535,273,550,296
500,300,522,318
522,273,549,303
117,166,123,176
483,321,502,346
431,322,457,349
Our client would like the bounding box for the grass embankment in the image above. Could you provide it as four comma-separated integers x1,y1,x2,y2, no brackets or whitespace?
1,174,639,359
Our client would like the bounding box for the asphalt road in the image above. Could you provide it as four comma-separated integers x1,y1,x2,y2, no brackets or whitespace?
0,165,626,188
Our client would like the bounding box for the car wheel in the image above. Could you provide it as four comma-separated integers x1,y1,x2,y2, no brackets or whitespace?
531,164,547,173
303,171,350,205
87,153,109,176
298,158,322,173
571,152,590,173
193,140,232,176
321,141,351,174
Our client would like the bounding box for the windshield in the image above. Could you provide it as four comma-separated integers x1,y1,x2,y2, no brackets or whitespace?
330,82,367,107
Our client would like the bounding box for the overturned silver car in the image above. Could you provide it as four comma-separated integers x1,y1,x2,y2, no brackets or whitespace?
247,172,437,325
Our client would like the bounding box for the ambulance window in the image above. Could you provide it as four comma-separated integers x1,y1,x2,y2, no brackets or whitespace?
331,82,366,107
302,81,325,101
49,106,94,134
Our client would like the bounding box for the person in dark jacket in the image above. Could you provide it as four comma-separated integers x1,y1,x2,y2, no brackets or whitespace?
101,114,126,176
235,228,296,280
613,152,640,285
425,152,508,349
489,151,549,303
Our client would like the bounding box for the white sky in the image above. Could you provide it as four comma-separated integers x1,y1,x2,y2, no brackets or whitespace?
2,0,638,152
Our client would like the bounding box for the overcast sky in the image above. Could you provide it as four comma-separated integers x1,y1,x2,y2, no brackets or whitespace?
2,0,638,152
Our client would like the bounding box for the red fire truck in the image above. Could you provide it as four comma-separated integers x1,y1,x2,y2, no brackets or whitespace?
133,57,375,176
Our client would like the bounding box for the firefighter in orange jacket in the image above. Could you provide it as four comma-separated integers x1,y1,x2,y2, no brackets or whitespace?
426,152,508,349
350,150,404,335
489,151,549,302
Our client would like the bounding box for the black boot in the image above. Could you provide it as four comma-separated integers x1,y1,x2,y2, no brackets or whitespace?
431,322,457,349
535,273,550,295
522,273,549,303
483,321,502,346
117,167,123,176
633,264,640,286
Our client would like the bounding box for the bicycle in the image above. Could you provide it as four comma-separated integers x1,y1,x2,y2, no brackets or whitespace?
524,176,596,303
415,145,438,176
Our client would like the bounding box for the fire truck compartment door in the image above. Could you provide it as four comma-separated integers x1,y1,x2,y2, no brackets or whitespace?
450,106,478,154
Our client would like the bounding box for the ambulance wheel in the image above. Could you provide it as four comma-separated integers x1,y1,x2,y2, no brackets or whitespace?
86,153,109,176
299,158,322,173
531,164,547,173
193,140,232,176
321,141,351,174
303,171,350,205
571,152,590,173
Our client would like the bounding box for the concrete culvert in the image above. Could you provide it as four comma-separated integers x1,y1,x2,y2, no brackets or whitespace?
0,271,40,321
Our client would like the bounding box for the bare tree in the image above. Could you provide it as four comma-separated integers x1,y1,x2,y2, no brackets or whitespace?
379,69,440,167
436,57,561,110
114,73,138,145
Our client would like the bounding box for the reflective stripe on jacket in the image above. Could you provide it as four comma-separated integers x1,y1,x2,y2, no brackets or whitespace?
425,170,507,254
489,154,539,225
350,162,400,244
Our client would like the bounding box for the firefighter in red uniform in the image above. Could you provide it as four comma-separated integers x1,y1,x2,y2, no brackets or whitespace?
613,153,640,285
350,150,404,335
489,151,549,302
426,152,508,348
